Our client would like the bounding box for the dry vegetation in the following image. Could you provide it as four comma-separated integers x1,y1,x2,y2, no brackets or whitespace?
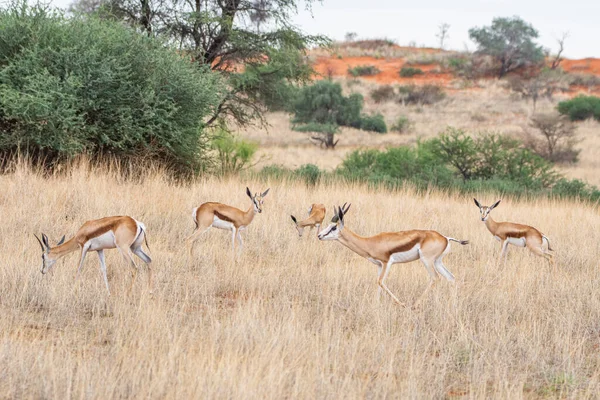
2,160,600,398
242,79,600,186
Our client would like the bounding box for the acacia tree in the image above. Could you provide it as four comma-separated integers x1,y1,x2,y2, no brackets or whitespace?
68,0,327,128
436,22,450,50
550,32,569,70
469,16,544,77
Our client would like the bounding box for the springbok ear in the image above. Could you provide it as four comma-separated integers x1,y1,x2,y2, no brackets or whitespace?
338,205,346,227
331,205,340,222
491,200,501,209
34,234,45,251
246,187,252,199
57,235,65,246
261,188,270,197
474,198,482,208
42,233,50,249
290,215,297,224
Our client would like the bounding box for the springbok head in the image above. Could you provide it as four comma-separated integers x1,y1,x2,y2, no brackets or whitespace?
34,233,65,274
318,203,351,241
474,198,501,222
246,187,270,214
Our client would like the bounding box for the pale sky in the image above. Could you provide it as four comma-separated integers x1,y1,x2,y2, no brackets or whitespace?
47,0,599,58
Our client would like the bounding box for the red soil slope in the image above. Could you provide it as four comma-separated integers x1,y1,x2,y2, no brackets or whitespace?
312,48,600,94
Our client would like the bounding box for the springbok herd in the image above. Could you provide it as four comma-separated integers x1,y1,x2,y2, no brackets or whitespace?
34,187,555,307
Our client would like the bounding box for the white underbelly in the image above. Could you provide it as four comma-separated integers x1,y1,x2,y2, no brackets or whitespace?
212,216,235,231
390,246,420,263
508,237,526,247
88,231,117,251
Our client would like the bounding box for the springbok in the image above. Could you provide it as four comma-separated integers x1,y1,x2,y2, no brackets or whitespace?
473,199,554,265
34,216,152,295
318,204,468,307
290,203,326,237
187,187,270,256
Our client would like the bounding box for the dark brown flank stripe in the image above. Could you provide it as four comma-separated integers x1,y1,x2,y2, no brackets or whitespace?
79,217,135,243
506,230,528,239
214,211,235,223
386,237,421,258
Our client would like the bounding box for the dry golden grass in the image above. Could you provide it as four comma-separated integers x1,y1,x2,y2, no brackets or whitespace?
2,160,600,398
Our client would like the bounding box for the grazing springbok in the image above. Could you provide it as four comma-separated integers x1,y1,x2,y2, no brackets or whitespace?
187,187,270,257
290,203,326,237
34,216,152,295
473,199,554,265
318,204,468,307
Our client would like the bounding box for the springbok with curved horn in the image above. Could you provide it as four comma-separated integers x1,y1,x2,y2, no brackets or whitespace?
290,203,326,237
473,199,554,265
34,216,152,295
318,204,468,307
187,187,270,256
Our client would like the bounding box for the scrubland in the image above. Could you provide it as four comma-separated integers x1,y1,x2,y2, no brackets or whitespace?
1,160,600,398
243,79,600,187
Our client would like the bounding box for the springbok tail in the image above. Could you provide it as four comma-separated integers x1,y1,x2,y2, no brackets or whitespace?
191,206,199,229
138,222,150,251
447,237,469,245
542,235,553,251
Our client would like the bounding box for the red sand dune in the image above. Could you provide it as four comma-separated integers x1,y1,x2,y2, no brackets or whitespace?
311,50,600,94
313,56,453,86
561,58,600,75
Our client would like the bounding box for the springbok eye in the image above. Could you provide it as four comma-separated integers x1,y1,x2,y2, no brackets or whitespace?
331,226,337,231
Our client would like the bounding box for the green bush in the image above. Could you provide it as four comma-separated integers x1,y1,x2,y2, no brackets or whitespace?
399,67,424,77
294,164,322,185
348,65,381,77
292,123,338,134
370,85,395,103
427,128,557,188
292,80,386,134
211,131,258,175
292,81,361,127
359,114,387,133
0,4,223,172
557,96,600,121
391,116,411,133
335,127,599,201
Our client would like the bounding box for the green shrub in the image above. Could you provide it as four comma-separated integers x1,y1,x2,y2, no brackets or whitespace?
335,127,599,201
0,4,223,172
398,84,445,105
348,65,381,77
399,67,424,77
359,114,387,133
292,123,338,134
292,81,362,128
391,116,411,133
211,131,258,175
295,164,322,185
370,85,395,103
427,128,558,188
557,96,600,121
292,81,386,134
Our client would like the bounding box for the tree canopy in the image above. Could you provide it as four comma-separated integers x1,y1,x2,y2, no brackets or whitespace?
469,16,544,77
0,3,223,172
68,0,328,128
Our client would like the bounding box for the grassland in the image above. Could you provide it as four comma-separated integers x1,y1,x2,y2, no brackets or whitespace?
1,160,600,398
